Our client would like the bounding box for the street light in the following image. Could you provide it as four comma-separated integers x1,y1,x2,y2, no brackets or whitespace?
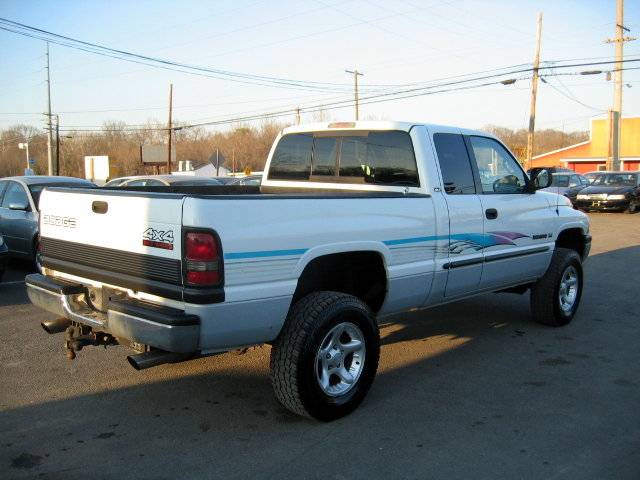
18,141,30,173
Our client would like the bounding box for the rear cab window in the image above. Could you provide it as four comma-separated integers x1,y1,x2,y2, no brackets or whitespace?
268,130,419,187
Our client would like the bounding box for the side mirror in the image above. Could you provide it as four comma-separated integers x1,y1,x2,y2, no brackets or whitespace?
8,202,29,211
531,169,552,190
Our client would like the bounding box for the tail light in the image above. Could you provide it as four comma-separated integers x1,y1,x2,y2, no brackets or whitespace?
184,231,222,286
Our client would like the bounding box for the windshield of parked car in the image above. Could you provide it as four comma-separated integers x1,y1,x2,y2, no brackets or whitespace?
591,174,638,187
104,178,128,187
29,182,93,209
551,175,570,187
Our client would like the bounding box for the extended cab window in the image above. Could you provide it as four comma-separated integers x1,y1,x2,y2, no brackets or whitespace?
433,133,476,194
269,131,419,187
268,133,313,180
469,136,527,194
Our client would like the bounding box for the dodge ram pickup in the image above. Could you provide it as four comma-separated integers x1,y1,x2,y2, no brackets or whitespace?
26,121,591,421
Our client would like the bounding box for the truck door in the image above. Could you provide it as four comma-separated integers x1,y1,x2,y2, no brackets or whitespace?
432,132,484,297
466,135,554,290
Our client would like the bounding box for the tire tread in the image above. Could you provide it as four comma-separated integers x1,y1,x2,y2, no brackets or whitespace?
270,291,378,419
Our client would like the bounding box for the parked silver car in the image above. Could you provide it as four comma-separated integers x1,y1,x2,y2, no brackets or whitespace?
0,176,95,268
103,175,223,187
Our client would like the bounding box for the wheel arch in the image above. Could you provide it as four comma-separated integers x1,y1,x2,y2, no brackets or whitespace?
292,247,389,313
555,227,588,260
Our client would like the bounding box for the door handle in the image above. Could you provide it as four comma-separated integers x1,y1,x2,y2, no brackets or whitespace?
485,208,498,220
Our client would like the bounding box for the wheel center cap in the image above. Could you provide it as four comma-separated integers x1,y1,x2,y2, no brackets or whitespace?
330,350,344,366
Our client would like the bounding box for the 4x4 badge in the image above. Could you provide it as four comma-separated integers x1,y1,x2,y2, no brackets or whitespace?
142,228,174,250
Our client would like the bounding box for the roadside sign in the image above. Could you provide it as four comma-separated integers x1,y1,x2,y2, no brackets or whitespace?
142,144,175,164
29,158,35,166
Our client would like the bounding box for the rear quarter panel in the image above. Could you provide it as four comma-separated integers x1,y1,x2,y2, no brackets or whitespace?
182,195,440,349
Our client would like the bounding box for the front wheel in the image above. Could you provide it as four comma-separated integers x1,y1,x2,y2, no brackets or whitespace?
530,248,583,327
270,291,380,421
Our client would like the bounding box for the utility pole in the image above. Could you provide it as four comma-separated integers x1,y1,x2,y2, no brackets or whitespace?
345,69,364,120
526,13,543,171
45,42,54,176
166,83,173,173
55,115,60,176
605,0,635,170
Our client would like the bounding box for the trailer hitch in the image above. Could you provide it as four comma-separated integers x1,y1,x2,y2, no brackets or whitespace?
64,324,117,360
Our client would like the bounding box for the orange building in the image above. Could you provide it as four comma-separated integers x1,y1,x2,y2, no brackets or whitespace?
531,116,640,173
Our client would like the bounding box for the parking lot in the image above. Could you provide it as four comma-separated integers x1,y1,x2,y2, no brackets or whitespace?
0,213,638,480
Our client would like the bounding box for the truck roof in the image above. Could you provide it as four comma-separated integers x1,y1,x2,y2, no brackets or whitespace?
281,120,490,137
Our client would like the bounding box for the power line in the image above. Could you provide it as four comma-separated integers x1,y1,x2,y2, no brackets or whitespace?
0,18,360,92
6,16,638,97
540,77,606,111
53,62,640,133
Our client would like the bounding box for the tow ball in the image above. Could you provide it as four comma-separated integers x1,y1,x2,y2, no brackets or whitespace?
64,324,116,360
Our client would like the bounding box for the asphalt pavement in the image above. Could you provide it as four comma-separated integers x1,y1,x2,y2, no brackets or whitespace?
1,213,639,480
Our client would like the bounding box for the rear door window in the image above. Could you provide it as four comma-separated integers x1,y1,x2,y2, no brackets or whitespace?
433,133,476,194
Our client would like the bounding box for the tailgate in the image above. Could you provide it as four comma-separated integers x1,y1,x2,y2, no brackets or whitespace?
38,188,185,298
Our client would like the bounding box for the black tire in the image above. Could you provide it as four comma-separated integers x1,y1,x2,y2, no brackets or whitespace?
530,248,583,327
270,291,380,421
625,201,638,214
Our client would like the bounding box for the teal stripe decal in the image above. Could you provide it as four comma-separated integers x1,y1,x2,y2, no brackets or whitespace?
225,248,308,260
382,236,440,246
225,232,527,260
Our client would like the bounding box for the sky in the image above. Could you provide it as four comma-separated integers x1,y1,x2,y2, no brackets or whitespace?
0,0,639,135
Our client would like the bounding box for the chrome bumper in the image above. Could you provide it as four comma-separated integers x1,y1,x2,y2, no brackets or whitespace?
26,274,200,353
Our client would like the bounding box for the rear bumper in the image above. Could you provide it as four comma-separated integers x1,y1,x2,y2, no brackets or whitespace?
26,273,200,353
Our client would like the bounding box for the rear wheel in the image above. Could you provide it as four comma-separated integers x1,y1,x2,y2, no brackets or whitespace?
531,248,583,327
270,291,380,421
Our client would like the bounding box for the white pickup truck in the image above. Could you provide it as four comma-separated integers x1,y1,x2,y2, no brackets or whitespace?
27,121,591,421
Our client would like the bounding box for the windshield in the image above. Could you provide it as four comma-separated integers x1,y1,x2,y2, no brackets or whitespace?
29,182,93,209
551,175,570,187
104,178,127,187
591,174,638,187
